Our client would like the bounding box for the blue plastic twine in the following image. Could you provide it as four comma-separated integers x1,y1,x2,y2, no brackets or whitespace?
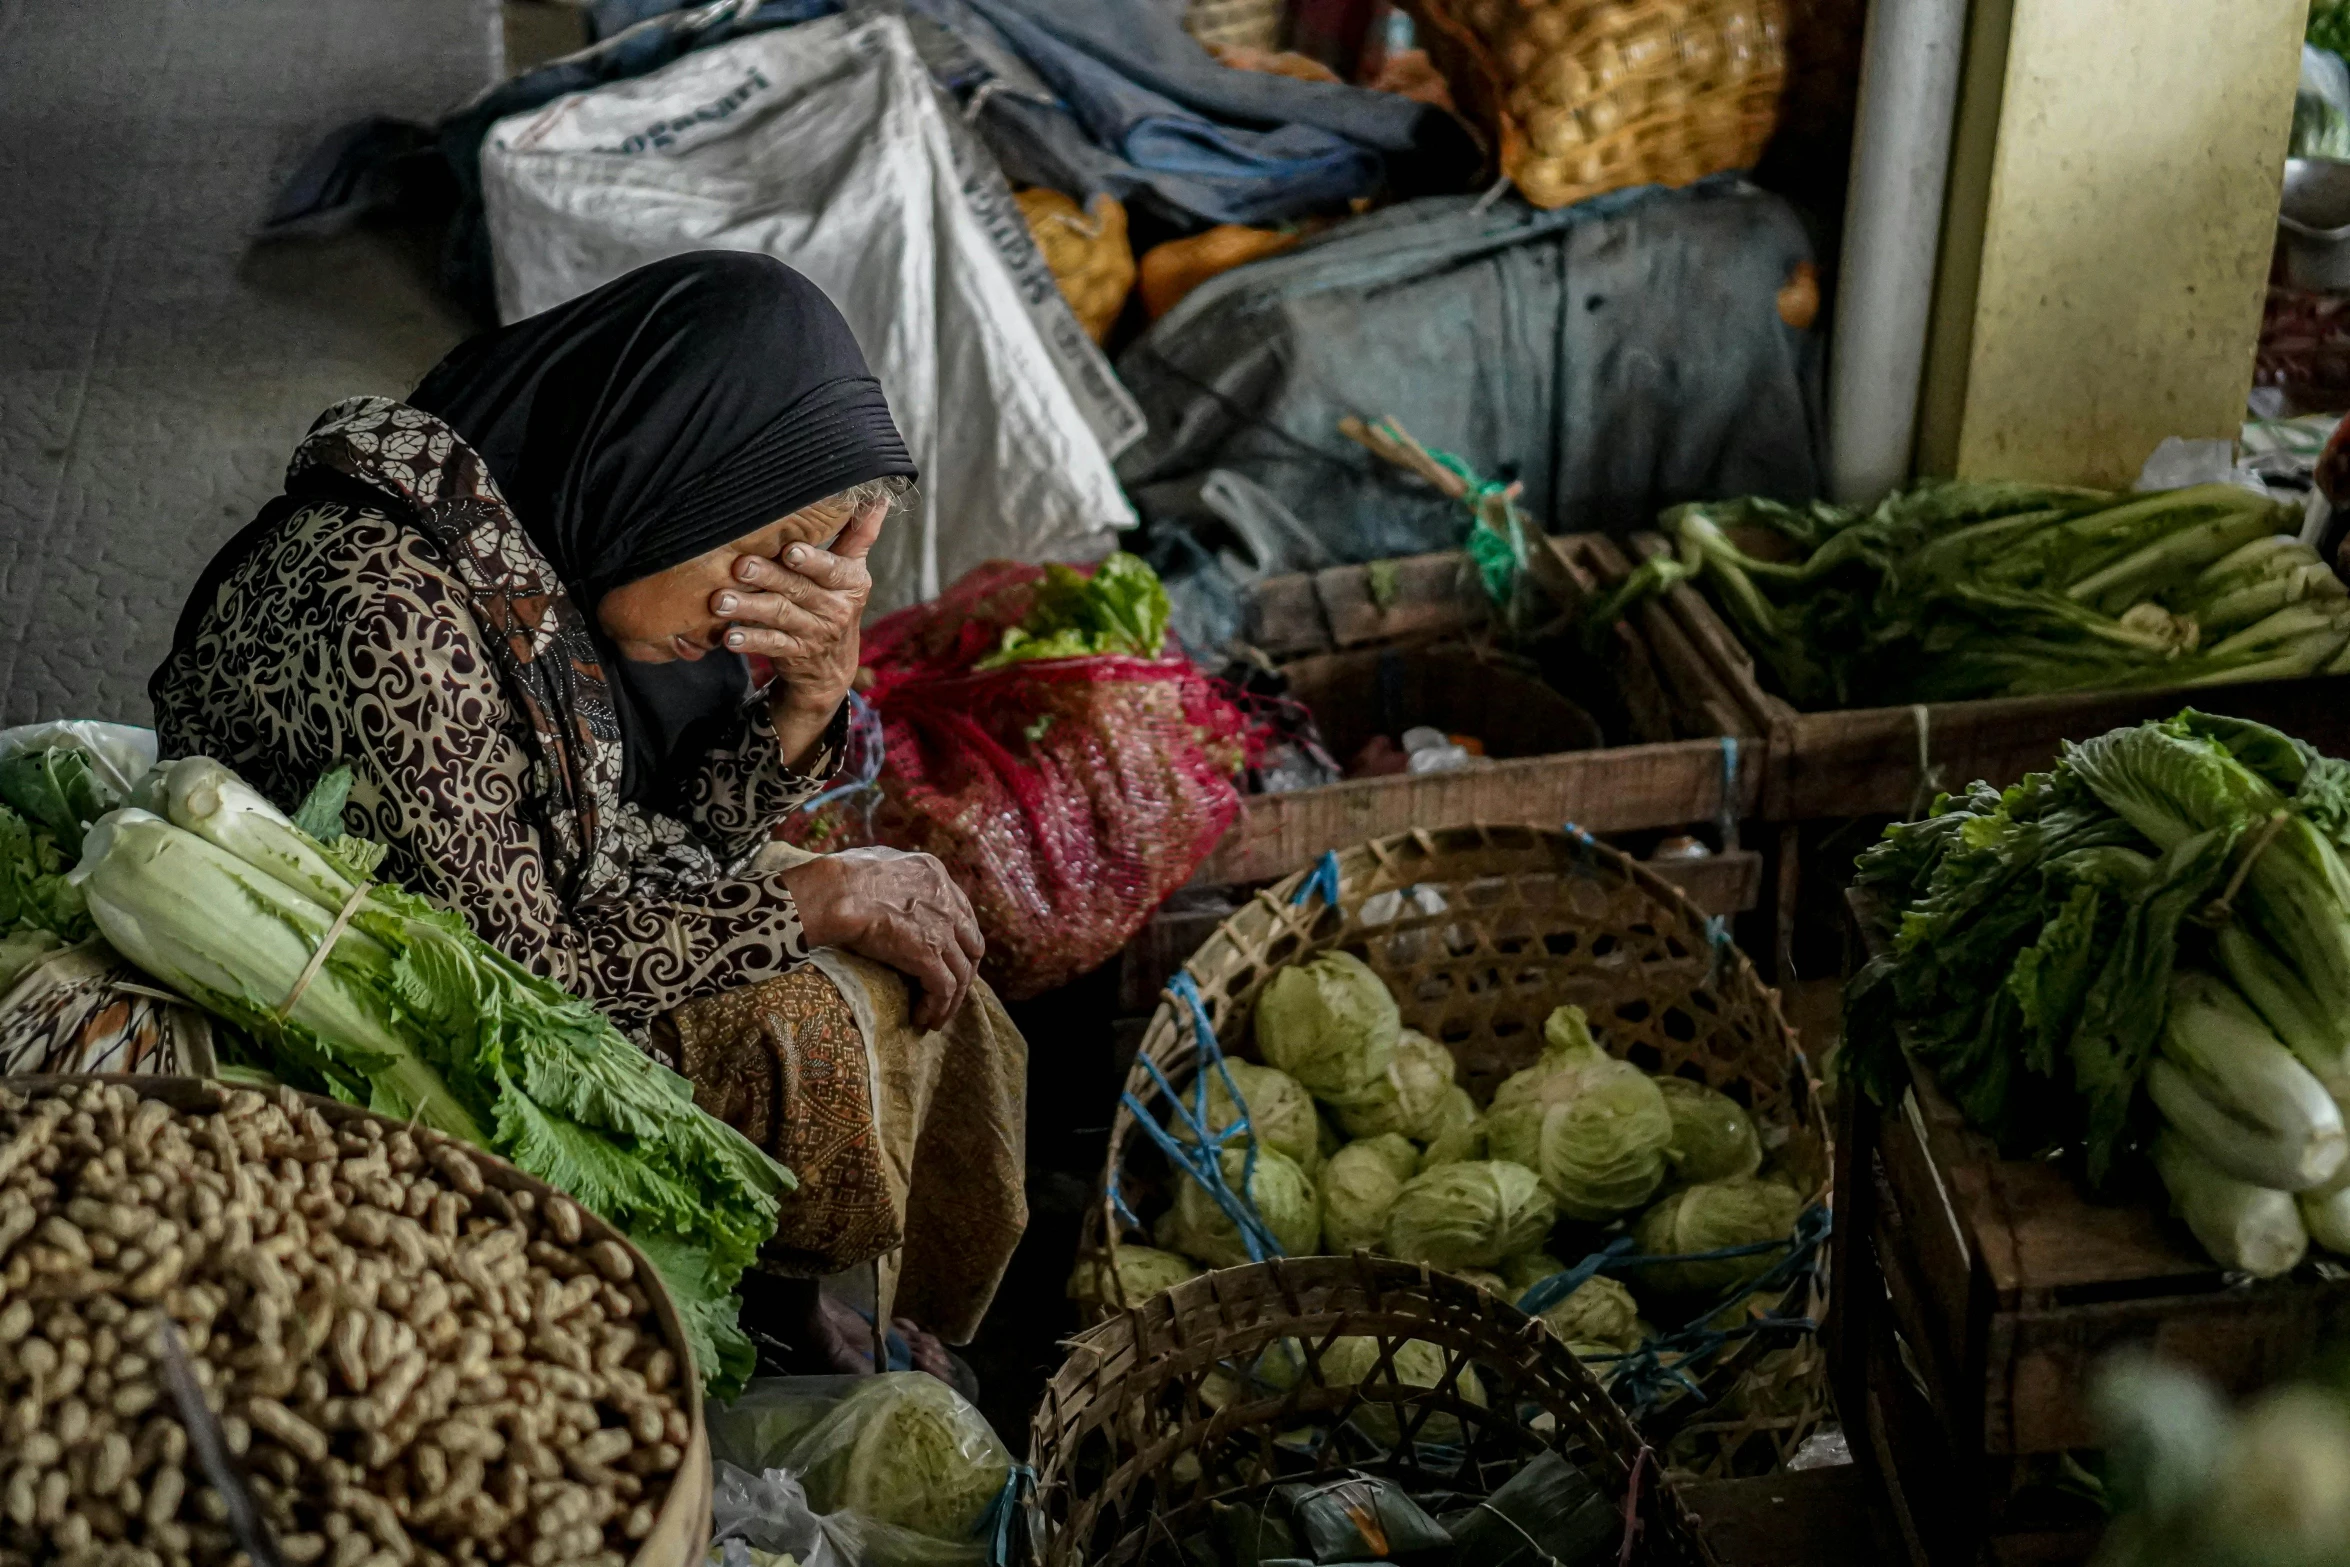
1116,971,1285,1261
1567,1204,1835,1413
1292,850,1342,908
984,1463,1033,1567
785,689,886,826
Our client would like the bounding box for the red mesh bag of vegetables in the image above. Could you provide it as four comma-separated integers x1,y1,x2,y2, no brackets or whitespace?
782,555,1251,999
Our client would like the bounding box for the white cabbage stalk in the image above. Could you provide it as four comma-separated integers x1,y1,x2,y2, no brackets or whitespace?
2213,922,2350,1097
74,809,484,1144
2152,1131,2307,1279
163,756,360,909
2151,972,2344,1192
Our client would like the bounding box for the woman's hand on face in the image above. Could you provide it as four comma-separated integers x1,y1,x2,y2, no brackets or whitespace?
779,847,985,1030
716,498,887,767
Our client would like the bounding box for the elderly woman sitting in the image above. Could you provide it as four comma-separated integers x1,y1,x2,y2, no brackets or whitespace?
149,253,1025,1379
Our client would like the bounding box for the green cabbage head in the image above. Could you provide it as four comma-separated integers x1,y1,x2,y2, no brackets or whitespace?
1066,1244,1198,1308
1633,1175,1804,1301
1656,1076,1763,1184
790,1371,1012,1541
1254,951,1400,1099
1321,1136,1415,1254
1202,1338,1307,1410
1486,1014,1673,1220
1165,1145,1321,1267
1456,1269,1509,1298
1383,1160,1557,1270
1329,1028,1457,1140
1416,1086,1484,1172
1538,1275,1641,1354
1169,1059,1325,1174
1318,1336,1487,1447
1502,1251,1567,1295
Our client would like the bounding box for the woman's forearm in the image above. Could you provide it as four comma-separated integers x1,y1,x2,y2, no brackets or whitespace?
770,690,843,775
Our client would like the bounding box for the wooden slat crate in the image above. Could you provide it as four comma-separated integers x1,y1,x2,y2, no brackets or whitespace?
1622,533,2350,821
1191,537,1768,886
1830,889,2350,1567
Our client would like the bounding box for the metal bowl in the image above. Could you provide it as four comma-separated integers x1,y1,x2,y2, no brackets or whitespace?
2281,158,2350,289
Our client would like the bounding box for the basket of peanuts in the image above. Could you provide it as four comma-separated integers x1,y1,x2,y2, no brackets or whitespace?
0,1075,711,1567
1405,0,1789,210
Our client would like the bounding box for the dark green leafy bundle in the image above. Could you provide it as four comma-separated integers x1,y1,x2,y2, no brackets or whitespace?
1591,482,2344,708
2314,0,2350,58
1843,710,2350,1186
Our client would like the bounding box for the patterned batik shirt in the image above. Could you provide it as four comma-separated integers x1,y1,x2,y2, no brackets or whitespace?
151,397,839,1039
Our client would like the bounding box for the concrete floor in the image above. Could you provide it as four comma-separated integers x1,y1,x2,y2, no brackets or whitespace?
0,0,498,726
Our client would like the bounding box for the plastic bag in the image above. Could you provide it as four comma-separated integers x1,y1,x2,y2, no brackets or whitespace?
713,1461,848,1567
0,722,159,810
783,562,1252,998
708,1375,1010,1567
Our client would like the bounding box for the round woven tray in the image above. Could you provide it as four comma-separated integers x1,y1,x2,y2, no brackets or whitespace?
1029,1255,1715,1565
1083,823,1830,1429
2,1074,713,1567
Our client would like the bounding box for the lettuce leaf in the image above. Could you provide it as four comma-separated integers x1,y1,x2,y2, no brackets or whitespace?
0,748,111,858
978,552,1172,667
0,804,91,943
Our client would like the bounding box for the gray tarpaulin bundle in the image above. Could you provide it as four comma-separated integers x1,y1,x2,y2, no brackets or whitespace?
1118,179,1825,583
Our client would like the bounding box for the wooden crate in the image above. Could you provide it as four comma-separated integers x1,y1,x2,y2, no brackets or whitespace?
1829,891,2350,1567
1192,537,1768,885
1622,533,2350,821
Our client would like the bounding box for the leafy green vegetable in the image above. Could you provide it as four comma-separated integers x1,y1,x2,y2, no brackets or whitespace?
2153,1130,2309,1279
1066,1244,1197,1307
977,552,1172,668
77,759,793,1396
1654,1076,1763,1185
1163,1145,1320,1266
1591,483,2339,708
0,804,93,944
1320,1136,1412,1254
291,764,355,842
1253,951,1400,1100
1382,1160,1556,1270
1316,1336,1486,1447
1632,1175,1803,1302
786,1372,1012,1543
1326,1027,1456,1140
1846,709,2350,1225
1168,1059,1325,1173
0,746,112,858
2314,1,2350,61
2150,971,2345,1192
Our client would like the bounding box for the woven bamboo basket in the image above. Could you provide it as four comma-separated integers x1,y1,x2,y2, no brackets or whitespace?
1407,0,1787,209
1029,1255,1716,1565
1184,0,1286,53
1082,823,1830,1436
2,1074,713,1567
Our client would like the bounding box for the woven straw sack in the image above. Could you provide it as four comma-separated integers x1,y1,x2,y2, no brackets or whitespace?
1081,824,1830,1426
1029,1255,1717,1565
1409,0,1788,208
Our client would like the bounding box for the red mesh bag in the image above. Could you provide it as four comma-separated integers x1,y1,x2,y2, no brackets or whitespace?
783,562,1251,999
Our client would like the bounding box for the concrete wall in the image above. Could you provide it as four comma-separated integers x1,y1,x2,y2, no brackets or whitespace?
1916,0,2304,487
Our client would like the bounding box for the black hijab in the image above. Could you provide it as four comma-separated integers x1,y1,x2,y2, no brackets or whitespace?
408,251,916,805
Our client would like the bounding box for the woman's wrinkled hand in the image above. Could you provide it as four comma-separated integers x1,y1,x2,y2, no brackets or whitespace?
779,847,984,1029
717,497,886,769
